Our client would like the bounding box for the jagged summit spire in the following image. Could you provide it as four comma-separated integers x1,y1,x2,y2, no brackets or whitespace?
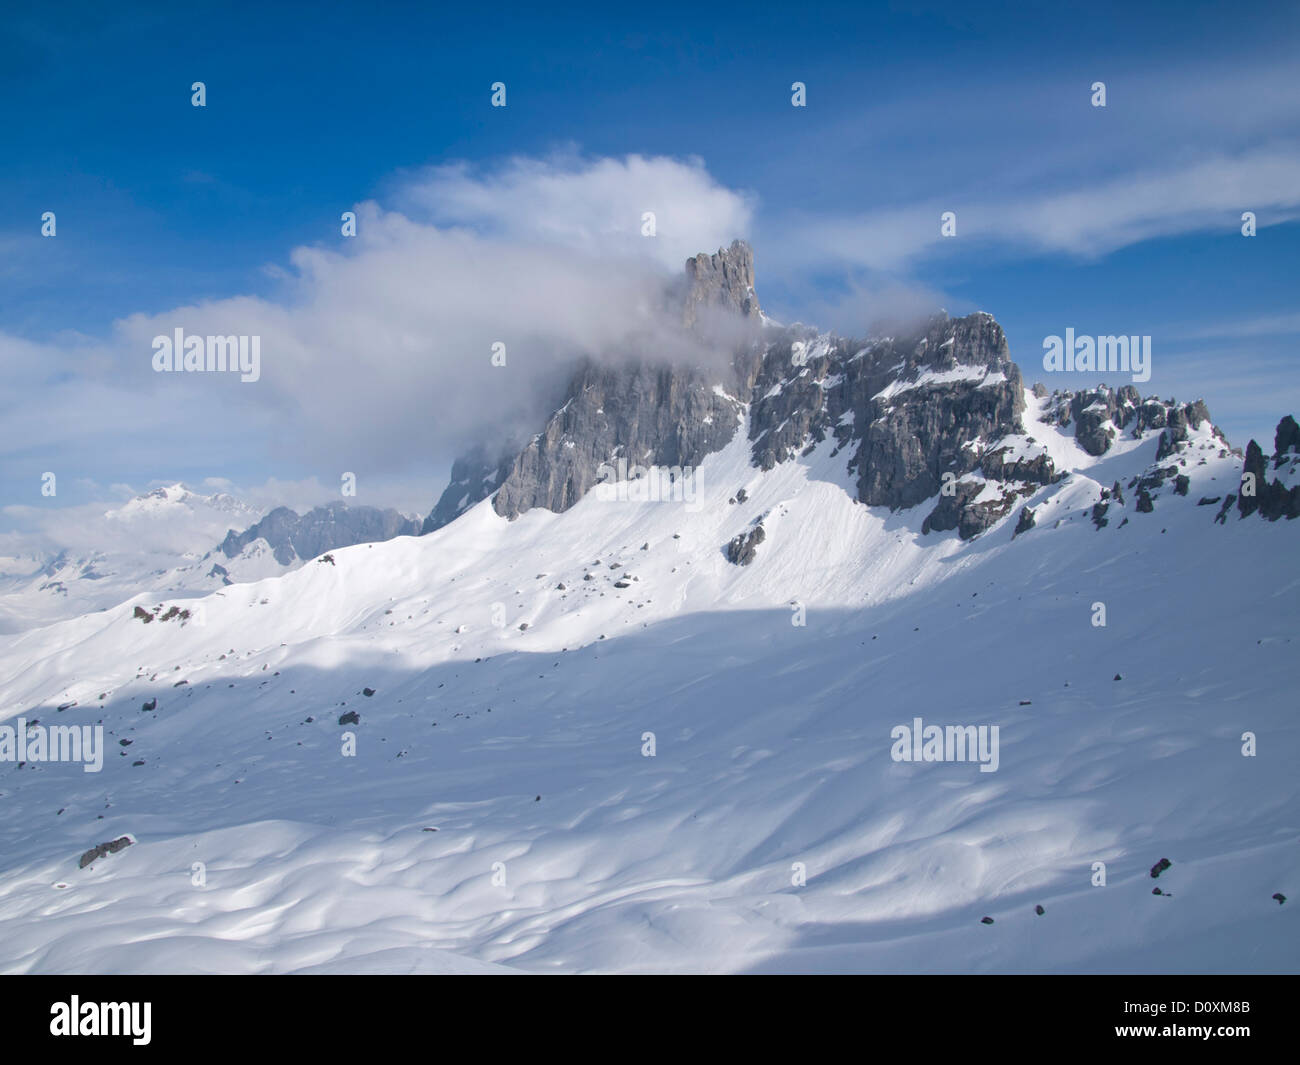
682,239,760,328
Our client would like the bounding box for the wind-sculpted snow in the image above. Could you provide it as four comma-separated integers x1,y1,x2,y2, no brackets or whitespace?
1,398,1296,973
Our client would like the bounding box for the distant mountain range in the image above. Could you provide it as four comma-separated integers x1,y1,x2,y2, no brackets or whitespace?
0,486,422,633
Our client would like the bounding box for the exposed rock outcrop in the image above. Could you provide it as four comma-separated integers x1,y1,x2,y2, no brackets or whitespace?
725,523,766,566
78,836,133,869
681,239,762,330
423,445,515,534
1236,419,1300,521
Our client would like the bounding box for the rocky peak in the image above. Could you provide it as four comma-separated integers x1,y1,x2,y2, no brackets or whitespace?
682,239,761,330
437,243,768,526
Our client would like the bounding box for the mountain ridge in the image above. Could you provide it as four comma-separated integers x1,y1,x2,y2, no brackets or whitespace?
425,240,1296,544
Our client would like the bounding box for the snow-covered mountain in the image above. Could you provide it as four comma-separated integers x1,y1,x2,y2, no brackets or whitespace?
0,488,425,635
1,244,1296,974
0,485,261,634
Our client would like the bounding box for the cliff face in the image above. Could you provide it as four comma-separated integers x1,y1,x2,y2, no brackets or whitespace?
485,239,766,523
491,360,744,520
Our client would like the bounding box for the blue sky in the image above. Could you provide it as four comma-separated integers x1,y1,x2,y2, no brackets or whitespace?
2,0,1299,528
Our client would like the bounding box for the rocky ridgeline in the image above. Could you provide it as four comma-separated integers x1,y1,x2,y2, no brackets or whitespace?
220,503,421,566
1039,383,1218,458
423,240,1297,548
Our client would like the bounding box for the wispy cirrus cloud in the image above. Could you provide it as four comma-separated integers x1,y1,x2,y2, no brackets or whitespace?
768,146,1300,272
1166,310,1300,343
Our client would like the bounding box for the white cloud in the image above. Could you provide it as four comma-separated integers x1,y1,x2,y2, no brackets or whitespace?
1168,311,1300,342
773,146,1300,271
0,154,757,514
397,152,755,270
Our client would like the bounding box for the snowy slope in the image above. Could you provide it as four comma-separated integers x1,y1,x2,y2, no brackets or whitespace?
0,396,1296,974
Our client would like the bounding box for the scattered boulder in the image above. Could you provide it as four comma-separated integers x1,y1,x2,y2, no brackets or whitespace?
1013,506,1036,537
1149,857,1172,878
338,710,360,726
78,836,133,869
725,524,766,566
